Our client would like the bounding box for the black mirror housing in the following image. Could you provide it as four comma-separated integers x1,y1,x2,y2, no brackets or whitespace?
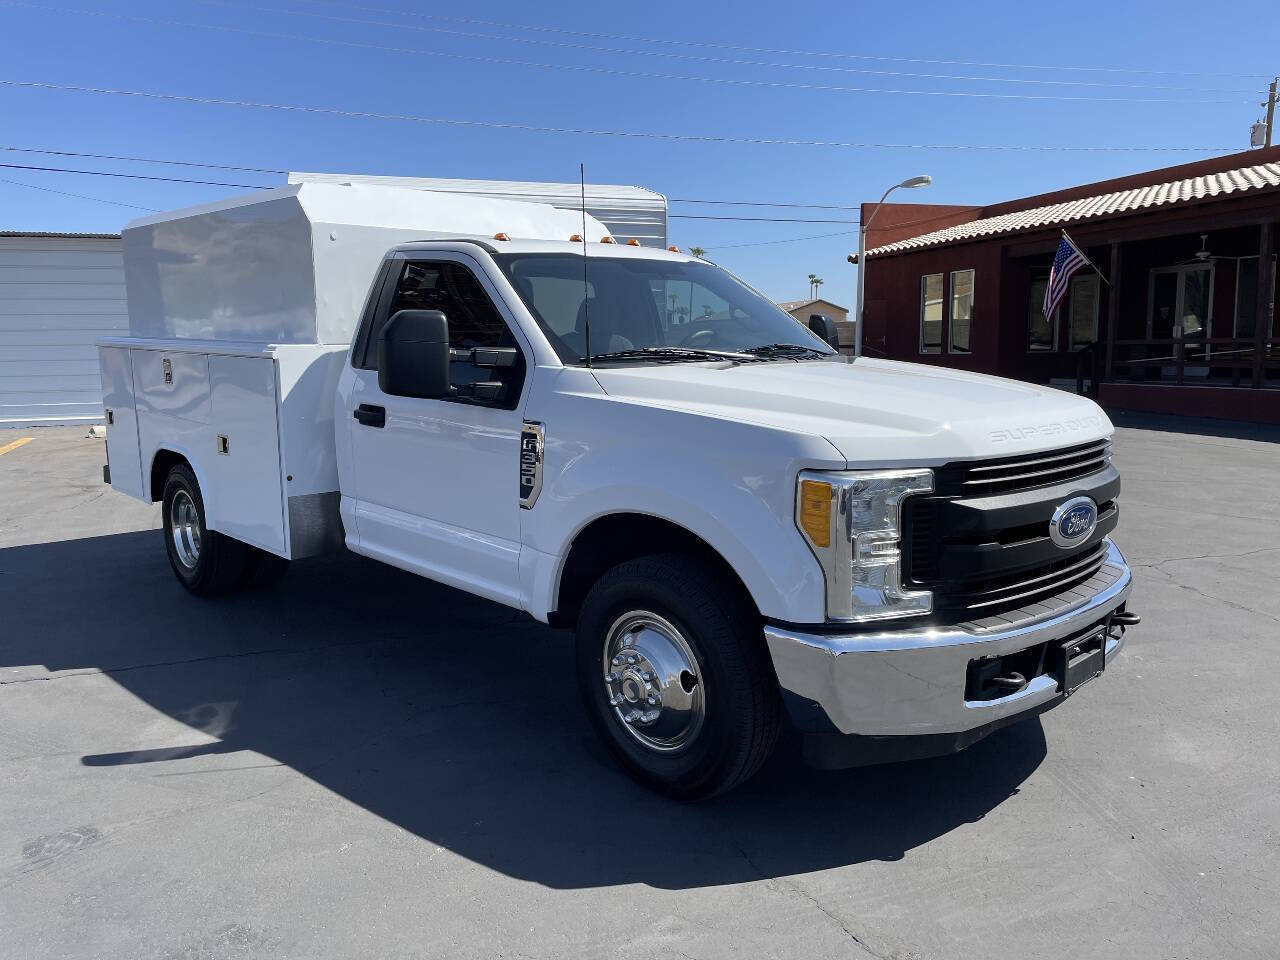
378,309,452,399
807,314,841,351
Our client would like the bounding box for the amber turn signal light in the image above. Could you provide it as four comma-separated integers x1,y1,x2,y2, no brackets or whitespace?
799,479,833,548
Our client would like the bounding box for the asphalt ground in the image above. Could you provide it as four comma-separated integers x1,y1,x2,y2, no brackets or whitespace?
1,418,1277,960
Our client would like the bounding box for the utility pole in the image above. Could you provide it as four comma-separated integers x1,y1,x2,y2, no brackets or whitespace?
1267,78,1277,148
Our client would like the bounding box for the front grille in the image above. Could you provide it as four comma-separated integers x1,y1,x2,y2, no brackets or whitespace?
948,541,1109,614
903,439,1119,621
935,439,1111,498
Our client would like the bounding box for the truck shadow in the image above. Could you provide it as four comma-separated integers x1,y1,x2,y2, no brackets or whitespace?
2,530,1047,890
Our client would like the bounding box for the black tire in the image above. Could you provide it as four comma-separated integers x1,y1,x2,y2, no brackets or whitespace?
575,553,781,800
241,546,290,589
161,463,247,596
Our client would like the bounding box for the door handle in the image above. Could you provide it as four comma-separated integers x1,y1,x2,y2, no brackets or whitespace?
353,404,386,428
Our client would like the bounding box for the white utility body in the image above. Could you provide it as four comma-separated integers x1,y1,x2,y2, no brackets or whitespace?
100,183,1138,798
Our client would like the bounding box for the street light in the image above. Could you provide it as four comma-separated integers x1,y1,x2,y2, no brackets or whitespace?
854,175,932,359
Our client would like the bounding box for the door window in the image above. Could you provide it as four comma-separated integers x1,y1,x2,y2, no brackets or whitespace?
358,259,525,407
1149,265,1213,341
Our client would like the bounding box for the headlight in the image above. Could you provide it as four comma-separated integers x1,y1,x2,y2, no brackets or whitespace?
795,469,934,622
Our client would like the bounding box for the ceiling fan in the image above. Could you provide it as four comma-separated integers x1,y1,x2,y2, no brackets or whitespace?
1177,234,1224,265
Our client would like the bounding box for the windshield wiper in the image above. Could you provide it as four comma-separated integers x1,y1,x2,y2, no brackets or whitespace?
741,342,833,359
588,346,755,363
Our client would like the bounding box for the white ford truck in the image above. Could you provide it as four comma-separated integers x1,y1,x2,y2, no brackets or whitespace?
98,182,1138,798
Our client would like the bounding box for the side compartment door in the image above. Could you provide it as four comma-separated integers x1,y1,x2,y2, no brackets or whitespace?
344,255,529,607
208,355,286,555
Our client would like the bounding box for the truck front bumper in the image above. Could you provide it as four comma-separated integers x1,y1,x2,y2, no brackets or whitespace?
764,539,1133,768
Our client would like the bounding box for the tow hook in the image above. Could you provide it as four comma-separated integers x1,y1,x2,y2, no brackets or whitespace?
987,671,1028,694
1110,610,1141,627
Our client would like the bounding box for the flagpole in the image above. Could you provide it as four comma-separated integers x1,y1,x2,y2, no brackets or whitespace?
1063,230,1111,287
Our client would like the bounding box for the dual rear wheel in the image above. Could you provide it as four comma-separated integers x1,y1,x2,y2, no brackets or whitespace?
161,464,288,595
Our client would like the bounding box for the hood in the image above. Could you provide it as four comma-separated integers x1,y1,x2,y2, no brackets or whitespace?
589,357,1112,466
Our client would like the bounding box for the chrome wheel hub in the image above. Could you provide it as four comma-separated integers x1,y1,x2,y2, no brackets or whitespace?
603,611,705,753
170,489,201,570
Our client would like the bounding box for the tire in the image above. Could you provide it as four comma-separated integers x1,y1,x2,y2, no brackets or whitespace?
575,553,781,800
241,546,290,589
161,463,247,596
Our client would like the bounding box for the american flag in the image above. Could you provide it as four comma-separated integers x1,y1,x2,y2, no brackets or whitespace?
1043,232,1091,321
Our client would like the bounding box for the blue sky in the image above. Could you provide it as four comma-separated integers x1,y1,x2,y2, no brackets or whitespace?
1,0,1276,308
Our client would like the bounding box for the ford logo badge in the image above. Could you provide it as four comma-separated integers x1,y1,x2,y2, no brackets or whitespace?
1050,497,1097,549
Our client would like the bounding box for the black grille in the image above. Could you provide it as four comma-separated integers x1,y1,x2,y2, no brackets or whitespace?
947,541,1109,614
903,439,1119,621
935,439,1111,498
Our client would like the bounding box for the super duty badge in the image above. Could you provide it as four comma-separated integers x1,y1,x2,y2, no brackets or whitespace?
519,421,545,509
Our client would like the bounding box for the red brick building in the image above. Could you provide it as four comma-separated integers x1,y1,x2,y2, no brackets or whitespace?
849,148,1280,423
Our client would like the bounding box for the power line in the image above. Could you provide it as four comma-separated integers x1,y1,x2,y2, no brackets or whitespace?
0,81,1240,153
0,160,864,222
0,3,1252,104
260,0,1274,81
670,214,858,224
702,229,860,250
178,1,1263,95
0,161,266,189
3,147,867,208
0,144,286,176
0,175,159,210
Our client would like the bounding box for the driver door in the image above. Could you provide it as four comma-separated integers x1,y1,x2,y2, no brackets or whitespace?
344,254,529,607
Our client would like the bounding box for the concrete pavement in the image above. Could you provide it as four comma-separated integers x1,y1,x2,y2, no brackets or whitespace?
1,421,1277,959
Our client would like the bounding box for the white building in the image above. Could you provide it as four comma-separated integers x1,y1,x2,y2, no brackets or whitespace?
0,231,127,427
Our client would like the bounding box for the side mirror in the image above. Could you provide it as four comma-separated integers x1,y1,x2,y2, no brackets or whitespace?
378,309,451,399
808,314,840,351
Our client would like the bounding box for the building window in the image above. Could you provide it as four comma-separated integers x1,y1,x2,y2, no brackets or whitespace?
949,269,974,353
1028,275,1056,351
1233,255,1277,339
1068,274,1100,350
919,273,943,353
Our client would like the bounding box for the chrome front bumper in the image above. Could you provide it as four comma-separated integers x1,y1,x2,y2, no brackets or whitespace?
764,540,1133,738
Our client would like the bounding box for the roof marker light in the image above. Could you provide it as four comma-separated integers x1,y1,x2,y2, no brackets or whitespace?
600,236,616,244
569,233,583,242
668,245,680,253
627,238,641,246
493,232,511,241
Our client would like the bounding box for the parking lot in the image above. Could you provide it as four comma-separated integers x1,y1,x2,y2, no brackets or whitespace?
1,417,1277,960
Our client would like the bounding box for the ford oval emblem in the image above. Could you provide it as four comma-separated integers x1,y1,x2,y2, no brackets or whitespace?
1050,497,1097,549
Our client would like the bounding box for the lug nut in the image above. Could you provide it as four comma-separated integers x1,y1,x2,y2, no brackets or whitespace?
647,695,658,705
627,655,637,665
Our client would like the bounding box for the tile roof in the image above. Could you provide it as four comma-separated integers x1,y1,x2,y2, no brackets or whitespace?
860,160,1280,259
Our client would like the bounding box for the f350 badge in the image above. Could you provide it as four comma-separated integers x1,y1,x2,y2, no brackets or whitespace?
519,421,545,509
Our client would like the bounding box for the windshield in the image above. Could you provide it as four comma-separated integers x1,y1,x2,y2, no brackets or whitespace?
493,253,837,364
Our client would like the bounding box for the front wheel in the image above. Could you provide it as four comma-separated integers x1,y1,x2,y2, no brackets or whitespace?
161,463,247,595
575,553,781,800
